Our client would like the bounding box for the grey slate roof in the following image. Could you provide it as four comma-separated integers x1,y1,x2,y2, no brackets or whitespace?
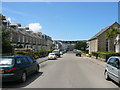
88,22,119,41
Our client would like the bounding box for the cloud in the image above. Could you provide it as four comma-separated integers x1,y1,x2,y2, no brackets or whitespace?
7,17,11,23
28,23,42,32
7,17,16,23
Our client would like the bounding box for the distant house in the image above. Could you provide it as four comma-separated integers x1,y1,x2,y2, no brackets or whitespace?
1,14,53,51
88,22,120,54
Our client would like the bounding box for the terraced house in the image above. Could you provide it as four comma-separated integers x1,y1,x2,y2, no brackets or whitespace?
2,15,53,51
88,22,120,54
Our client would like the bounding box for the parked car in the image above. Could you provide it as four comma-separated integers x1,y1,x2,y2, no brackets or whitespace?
52,50,61,58
60,51,63,55
0,56,40,82
63,50,67,53
48,53,57,60
76,52,81,57
104,56,120,85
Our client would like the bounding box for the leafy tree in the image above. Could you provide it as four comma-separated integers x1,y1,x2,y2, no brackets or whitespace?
2,27,13,54
105,27,120,52
75,41,87,51
106,27,120,38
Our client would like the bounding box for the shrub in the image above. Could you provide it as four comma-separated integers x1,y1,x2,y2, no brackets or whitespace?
32,49,51,58
92,51,120,61
82,52,86,55
14,50,33,57
14,49,54,59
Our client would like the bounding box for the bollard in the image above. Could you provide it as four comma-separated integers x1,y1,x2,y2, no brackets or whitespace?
96,53,98,59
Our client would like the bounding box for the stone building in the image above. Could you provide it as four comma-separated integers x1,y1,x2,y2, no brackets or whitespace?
88,22,120,54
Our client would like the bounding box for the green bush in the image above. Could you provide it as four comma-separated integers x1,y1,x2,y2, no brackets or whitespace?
14,49,53,59
92,51,120,61
47,49,53,52
32,49,52,58
14,51,33,57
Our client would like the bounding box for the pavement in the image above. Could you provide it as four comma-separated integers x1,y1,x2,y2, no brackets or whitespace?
83,55,106,68
36,57,48,64
2,53,119,88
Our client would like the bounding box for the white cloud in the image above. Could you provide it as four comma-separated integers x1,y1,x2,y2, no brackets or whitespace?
7,17,11,23
7,17,16,23
28,23,42,32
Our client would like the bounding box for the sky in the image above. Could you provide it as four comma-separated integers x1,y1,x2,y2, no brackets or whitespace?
2,2,118,41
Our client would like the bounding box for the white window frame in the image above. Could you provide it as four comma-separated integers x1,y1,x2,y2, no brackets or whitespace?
26,36,28,43
10,32,13,41
23,36,24,42
30,37,32,43
18,35,20,42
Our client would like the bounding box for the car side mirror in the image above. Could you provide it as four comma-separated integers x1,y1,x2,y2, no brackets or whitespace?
33,60,36,63
31,57,36,63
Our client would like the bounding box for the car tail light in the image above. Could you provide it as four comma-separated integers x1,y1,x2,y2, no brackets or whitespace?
8,68,17,72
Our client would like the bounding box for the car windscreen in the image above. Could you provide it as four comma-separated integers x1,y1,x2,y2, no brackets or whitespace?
0,57,14,65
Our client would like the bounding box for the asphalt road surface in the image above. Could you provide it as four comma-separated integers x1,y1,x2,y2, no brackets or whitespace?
2,53,119,88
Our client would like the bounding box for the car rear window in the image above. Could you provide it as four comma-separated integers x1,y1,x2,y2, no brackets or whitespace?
0,57,14,65
49,54,55,55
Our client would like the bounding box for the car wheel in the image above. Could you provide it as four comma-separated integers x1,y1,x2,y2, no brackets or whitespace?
36,66,39,73
20,72,27,82
104,71,110,80
118,81,120,87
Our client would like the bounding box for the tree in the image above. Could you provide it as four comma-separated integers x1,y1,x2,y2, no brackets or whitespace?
75,41,87,51
106,27,120,38
2,26,13,54
105,27,120,52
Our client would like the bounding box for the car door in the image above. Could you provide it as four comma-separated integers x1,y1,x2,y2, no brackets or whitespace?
15,57,25,75
107,57,119,83
21,57,32,75
26,56,36,73
111,58,119,83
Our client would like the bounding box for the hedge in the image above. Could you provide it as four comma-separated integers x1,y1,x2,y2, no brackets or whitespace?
14,50,33,58
14,49,54,59
92,51,120,62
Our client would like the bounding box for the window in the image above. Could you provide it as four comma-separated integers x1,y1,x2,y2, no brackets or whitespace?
10,32,12,40
0,57,14,65
26,37,28,43
16,57,22,64
114,58,119,68
108,58,116,66
15,26,18,31
22,57,29,64
26,56,33,64
23,36,24,42
108,58,119,68
18,35,20,42
30,38,32,43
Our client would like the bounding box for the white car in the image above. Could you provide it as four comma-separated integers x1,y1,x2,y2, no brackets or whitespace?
104,56,120,85
60,51,63,55
48,53,57,60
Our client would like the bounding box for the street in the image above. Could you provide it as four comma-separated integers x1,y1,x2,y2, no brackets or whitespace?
2,53,119,88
